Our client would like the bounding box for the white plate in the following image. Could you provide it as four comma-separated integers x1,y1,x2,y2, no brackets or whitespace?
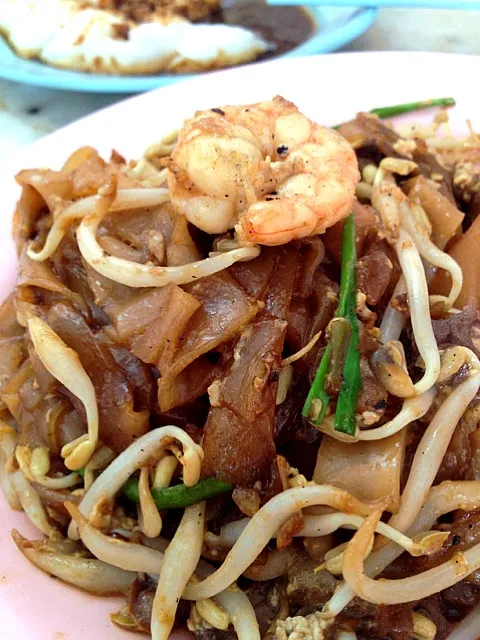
1,51,479,640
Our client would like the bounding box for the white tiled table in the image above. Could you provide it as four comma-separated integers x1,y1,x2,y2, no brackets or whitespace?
1,8,479,155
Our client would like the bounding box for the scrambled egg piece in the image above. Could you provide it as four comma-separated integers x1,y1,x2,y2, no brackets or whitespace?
275,611,333,640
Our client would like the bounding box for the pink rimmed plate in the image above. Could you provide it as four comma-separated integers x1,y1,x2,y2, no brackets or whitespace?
1,51,480,640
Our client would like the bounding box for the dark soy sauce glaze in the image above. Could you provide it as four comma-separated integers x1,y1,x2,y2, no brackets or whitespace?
209,0,316,58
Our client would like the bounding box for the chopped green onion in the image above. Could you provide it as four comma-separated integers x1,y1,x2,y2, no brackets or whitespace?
302,343,331,425
332,214,361,436
334,317,361,435
336,215,357,318
122,476,232,510
369,97,455,119
302,214,361,436
78,466,231,508
333,97,455,130
326,317,351,395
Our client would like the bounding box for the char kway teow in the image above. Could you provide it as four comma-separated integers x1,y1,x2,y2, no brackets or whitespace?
3,95,480,640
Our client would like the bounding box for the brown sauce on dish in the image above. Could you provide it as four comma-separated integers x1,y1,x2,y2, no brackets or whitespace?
210,0,316,58
110,0,315,58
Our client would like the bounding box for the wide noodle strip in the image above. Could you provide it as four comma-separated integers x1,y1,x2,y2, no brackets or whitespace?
202,317,286,485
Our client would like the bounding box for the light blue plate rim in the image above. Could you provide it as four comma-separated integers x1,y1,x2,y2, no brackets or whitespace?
0,7,377,93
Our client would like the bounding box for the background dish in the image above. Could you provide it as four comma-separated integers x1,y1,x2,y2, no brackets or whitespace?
0,51,479,640
0,7,376,93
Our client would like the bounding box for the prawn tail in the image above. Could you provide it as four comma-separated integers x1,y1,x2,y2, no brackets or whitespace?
236,199,318,246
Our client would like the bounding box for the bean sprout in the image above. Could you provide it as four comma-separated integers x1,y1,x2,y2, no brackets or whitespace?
138,467,162,539
357,388,435,441
68,426,203,540
343,510,480,605
28,317,98,470
11,471,53,536
412,613,437,640
195,598,230,631
77,194,260,288
395,228,440,394
388,370,480,534
27,188,170,262
401,201,462,310
15,446,80,489
66,502,164,573
0,426,21,510
182,485,373,601
207,510,446,559
281,331,322,366
321,480,480,619
12,529,136,595
196,560,261,640
151,502,205,640
313,388,435,443
83,446,115,492
380,276,407,344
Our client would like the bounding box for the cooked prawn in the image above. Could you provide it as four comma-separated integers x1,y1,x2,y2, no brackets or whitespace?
167,96,359,246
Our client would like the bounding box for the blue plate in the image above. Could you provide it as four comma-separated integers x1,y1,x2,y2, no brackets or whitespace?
270,0,480,6
0,7,376,93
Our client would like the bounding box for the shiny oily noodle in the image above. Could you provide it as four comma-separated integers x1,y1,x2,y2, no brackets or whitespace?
2,95,480,640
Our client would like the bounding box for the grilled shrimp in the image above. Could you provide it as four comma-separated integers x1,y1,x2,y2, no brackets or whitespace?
167,96,359,245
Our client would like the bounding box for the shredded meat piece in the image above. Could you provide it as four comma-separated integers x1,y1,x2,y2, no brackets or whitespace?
432,307,480,358
286,560,336,616
338,113,454,201
338,113,401,160
369,604,414,640
440,582,480,622
248,580,286,636
130,586,155,632
337,600,414,640
383,509,480,635
357,357,388,415
436,403,480,482
416,596,453,640
189,621,236,640
357,249,393,306
275,371,321,450
416,583,480,640
126,576,191,633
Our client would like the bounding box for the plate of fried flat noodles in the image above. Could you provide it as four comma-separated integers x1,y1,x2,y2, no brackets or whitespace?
1,52,480,640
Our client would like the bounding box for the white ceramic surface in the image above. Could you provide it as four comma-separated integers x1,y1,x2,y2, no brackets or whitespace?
3,8,480,156
0,51,479,640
